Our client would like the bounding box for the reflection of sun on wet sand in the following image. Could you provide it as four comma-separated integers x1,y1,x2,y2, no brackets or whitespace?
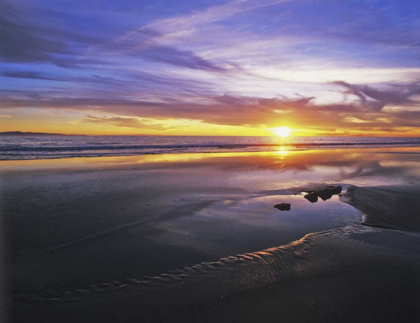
4,147,420,323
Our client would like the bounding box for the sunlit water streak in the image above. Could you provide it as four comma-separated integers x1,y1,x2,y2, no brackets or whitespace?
1,135,419,160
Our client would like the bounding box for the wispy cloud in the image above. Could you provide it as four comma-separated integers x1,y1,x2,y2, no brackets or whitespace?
1,71,69,82
142,0,293,33
0,2,103,67
0,2,66,64
82,115,171,130
2,81,420,132
334,80,420,111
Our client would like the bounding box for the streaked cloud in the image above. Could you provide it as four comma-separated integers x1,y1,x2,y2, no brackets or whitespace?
0,0,419,135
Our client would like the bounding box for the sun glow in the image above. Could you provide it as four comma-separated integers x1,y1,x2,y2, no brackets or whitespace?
274,126,291,138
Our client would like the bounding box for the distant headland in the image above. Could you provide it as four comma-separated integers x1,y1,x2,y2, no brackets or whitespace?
0,131,68,136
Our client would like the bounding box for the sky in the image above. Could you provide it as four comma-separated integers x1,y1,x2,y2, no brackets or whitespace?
0,0,419,136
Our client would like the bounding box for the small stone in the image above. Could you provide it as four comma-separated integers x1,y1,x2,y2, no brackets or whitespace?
274,203,291,211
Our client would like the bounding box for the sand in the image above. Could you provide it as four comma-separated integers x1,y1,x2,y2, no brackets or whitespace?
10,194,362,292
1,147,420,322
342,185,420,232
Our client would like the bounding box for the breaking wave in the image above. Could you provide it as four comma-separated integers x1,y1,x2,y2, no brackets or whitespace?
1,135,420,160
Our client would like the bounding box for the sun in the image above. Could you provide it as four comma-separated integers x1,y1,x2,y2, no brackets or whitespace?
274,126,291,138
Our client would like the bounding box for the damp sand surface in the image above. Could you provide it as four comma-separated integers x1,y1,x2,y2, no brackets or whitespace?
2,147,420,322
12,194,361,292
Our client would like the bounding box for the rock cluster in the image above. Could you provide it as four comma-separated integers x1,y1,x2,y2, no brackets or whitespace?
304,186,342,203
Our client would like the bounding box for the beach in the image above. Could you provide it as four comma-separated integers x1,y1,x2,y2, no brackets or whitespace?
2,146,420,322
3,0,420,321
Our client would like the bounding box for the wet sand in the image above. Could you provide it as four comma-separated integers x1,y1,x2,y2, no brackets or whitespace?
11,194,362,292
1,147,420,322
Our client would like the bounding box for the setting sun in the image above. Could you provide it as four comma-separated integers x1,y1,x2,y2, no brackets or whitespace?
274,126,291,138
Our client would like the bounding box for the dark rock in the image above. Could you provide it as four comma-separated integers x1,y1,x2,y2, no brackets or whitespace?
304,192,318,203
318,186,342,200
304,185,342,203
318,189,333,201
274,203,291,211
330,186,342,194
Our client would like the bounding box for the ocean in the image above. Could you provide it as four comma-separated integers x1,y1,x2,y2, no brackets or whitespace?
1,135,419,160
